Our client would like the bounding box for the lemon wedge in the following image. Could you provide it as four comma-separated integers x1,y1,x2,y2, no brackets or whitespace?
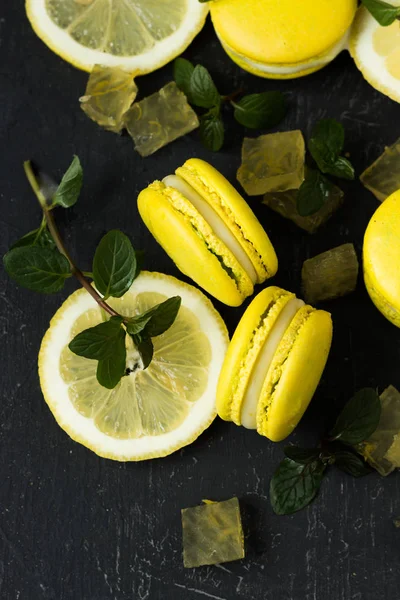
350,6,400,103
39,272,228,461
26,0,209,73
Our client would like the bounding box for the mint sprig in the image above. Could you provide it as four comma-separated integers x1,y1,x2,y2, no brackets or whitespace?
270,388,380,515
3,158,181,389
173,58,287,151
296,118,355,216
362,0,400,26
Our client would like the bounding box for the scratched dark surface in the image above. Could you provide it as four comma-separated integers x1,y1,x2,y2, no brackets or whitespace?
1,3,400,600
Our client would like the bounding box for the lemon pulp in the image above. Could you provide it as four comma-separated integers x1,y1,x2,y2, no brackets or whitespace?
373,21,400,80
60,291,212,439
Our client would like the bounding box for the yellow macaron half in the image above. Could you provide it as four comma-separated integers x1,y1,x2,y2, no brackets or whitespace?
363,189,400,328
210,0,357,79
138,159,278,307
217,286,333,441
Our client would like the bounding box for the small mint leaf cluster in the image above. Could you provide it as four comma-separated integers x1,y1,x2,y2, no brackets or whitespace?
174,58,287,151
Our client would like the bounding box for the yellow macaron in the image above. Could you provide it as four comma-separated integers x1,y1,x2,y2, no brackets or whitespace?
217,286,333,441
138,159,278,307
210,0,357,79
363,189,400,328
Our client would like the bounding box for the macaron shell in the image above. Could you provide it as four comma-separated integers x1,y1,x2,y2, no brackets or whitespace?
210,0,357,65
216,287,293,423
177,158,278,283
257,308,333,442
363,189,400,327
138,182,253,306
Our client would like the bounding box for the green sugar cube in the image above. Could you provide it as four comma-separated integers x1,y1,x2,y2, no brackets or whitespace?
181,498,245,568
360,138,400,202
80,65,138,133
359,386,400,476
237,130,305,196
302,243,359,304
124,81,199,157
263,184,344,234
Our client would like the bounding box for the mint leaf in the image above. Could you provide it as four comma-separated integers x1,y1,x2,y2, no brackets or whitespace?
284,446,320,465
296,169,332,216
308,119,355,180
97,334,127,389
362,0,400,25
189,65,220,109
329,388,381,445
232,91,287,129
52,156,83,208
69,316,124,360
199,111,224,151
126,296,181,338
270,458,326,515
136,337,154,370
174,57,195,100
333,449,372,478
10,226,55,250
93,230,137,298
3,246,71,293
323,156,355,181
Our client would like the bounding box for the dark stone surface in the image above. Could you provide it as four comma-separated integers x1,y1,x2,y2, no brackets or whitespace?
1,4,400,600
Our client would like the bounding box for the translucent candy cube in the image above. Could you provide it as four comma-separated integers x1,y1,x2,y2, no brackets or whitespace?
358,386,400,476
237,131,305,196
80,65,138,133
181,498,245,568
124,82,199,157
360,138,400,202
301,243,359,304
263,183,344,234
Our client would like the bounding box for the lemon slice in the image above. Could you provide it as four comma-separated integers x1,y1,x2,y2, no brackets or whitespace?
350,6,400,103
39,272,228,461
26,0,209,73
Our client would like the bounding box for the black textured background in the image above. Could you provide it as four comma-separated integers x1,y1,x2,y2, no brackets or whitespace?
1,4,400,600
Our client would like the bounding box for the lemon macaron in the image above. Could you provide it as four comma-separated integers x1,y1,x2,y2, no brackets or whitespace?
217,286,333,442
364,189,400,328
138,159,278,307
210,0,357,79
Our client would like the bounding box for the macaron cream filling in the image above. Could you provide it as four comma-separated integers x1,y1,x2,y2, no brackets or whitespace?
240,298,305,429
219,30,350,77
163,174,258,284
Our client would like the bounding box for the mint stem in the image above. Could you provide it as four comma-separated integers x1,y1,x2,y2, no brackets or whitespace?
222,88,244,104
24,161,120,319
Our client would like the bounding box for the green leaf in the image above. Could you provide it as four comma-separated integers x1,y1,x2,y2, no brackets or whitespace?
126,296,181,338
173,57,194,100
333,449,372,478
199,112,225,151
284,446,320,465
296,169,332,217
97,339,127,389
322,156,355,181
189,65,220,109
10,226,55,250
93,230,137,298
68,316,124,360
329,388,381,445
362,0,400,25
232,91,287,129
136,337,154,370
52,156,83,208
3,246,71,293
270,458,326,515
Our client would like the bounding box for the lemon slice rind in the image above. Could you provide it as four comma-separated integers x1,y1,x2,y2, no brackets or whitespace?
26,0,209,73
39,272,228,461
350,6,400,104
